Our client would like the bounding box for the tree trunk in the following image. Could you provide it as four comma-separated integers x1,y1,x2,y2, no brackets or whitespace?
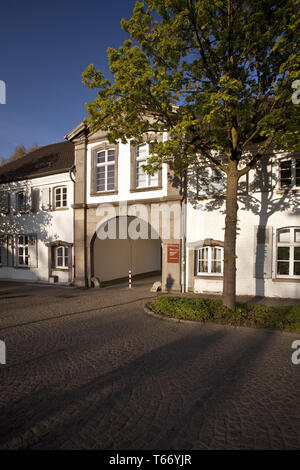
223,160,239,310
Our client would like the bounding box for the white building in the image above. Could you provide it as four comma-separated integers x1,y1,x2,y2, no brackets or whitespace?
185,150,300,299
65,122,300,299
1,128,299,300
0,142,75,285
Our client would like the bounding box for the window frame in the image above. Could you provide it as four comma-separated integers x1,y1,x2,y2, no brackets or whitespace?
276,227,300,279
135,143,159,189
196,245,224,276
279,157,300,190
16,191,27,212
17,235,29,267
54,186,67,209
54,245,69,269
94,147,116,193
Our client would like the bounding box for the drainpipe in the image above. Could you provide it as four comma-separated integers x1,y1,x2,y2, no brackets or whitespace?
69,165,76,284
83,132,88,288
181,170,187,293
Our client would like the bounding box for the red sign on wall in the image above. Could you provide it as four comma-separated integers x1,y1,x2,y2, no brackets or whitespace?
167,243,180,263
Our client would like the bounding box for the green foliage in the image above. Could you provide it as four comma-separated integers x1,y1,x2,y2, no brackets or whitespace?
83,0,300,173
149,296,300,332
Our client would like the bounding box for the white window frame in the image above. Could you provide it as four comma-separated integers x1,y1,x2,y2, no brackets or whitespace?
279,157,300,189
95,148,115,192
197,246,224,276
54,186,67,208
276,227,300,279
135,143,158,188
16,191,26,212
17,235,29,267
54,246,69,269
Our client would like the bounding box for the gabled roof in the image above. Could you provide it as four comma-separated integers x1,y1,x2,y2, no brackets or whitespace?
0,141,75,183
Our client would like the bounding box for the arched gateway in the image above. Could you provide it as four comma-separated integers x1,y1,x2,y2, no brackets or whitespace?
90,215,162,285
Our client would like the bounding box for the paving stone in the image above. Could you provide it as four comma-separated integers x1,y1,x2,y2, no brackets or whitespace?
0,278,299,449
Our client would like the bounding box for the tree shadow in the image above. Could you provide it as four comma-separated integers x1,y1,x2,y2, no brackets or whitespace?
181,153,300,298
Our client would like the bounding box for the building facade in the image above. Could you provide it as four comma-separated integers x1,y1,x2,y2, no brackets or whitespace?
0,128,299,300
0,142,75,284
65,124,183,291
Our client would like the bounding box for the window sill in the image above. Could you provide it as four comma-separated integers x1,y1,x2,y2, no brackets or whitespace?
90,190,118,197
272,278,300,283
195,275,223,280
130,186,163,193
275,188,300,194
53,207,69,211
52,267,69,271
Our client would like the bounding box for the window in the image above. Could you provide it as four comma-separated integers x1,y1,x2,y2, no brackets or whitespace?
17,235,29,266
95,148,115,192
276,228,300,278
55,246,69,268
280,158,300,189
195,165,224,197
0,192,10,214
54,186,67,208
135,143,158,188
197,246,223,275
16,191,26,212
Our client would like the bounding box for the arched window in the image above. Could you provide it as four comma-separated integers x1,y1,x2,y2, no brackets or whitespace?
197,246,223,275
276,227,300,278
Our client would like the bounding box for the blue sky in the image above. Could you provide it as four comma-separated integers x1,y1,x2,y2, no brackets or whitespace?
0,0,136,160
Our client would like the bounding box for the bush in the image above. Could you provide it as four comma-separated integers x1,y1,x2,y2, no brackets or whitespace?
148,297,300,333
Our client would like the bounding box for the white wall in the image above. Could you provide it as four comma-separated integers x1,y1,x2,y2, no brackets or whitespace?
186,153,300,299
86,139,168,205
0,172,74,284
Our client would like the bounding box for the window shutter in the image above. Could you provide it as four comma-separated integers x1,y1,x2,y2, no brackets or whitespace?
51,246,56,268
194,249,198,276
28,234,38,268
31,188,40,212
238,173,248,194
41,187,52,210
254,226,273,279
250,156,273,192
0,235,7,265
8,236,15,267
25,189,32,212
0,192,10,213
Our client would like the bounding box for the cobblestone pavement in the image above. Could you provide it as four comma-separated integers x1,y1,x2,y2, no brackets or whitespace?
0,279,299,450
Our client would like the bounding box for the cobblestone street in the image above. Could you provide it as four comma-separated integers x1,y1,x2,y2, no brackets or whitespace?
0,280,299,450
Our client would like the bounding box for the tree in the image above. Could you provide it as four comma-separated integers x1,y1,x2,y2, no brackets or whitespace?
1,143,39,166
82,0,300,309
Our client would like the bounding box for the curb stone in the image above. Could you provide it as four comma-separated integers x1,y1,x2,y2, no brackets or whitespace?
143,302,300,336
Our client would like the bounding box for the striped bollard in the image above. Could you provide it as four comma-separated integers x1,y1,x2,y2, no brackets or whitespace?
129,270,132,288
